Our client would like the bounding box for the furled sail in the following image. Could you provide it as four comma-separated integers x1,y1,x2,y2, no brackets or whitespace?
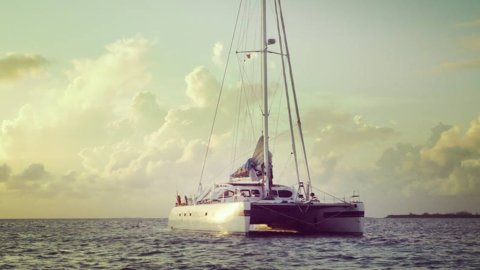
230,136,272,180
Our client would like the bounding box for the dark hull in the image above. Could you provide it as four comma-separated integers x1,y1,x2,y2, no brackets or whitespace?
250,202,364,235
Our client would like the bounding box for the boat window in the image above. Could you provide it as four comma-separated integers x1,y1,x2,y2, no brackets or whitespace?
278,190,292,198
240,189,251,197
271,190,278,196
251,189,261,197
223,190,234,198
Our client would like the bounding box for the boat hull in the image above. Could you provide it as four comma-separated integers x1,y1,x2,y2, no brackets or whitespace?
168,202,251,234
168,201,364,235
250,202,364,235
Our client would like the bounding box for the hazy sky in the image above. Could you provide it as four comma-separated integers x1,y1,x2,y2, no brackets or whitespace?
1,0,479,218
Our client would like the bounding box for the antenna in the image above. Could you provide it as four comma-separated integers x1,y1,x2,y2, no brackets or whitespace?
262,0,272,198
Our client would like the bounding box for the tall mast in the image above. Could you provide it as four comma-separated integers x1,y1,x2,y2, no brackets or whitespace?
262,0,272,197
274,0,300,187
277,0,312,199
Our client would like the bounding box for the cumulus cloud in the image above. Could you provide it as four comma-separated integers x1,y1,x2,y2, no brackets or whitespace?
15,163,49,181
304,109,396,164
299,118,480,216
0,36,339,217
62,36,152,110
185,66,220,107
211,42,224,67
131,91,164,127
69,50,250,197
0,164,11,182
280,108,398,197
0,37,174,215
304,109,395,146
108,91,166,137
376,118,480,196
0,53,48,81
1,34,477,218
0,36,157,174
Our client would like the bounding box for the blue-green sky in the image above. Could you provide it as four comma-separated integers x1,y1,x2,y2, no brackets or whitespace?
1,0,479,218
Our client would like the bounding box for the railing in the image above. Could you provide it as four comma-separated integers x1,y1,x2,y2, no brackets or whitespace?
297,184,361,204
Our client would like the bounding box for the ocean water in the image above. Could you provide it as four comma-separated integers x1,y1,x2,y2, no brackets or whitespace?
0,218,479,269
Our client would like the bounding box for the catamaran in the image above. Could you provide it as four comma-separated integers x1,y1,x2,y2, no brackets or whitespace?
168,0,364,235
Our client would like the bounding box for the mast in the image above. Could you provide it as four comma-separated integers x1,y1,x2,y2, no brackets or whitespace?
262,0,272,197
277,0,312,199
274,0,300,187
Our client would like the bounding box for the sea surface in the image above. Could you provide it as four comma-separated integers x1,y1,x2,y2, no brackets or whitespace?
0,218,479,269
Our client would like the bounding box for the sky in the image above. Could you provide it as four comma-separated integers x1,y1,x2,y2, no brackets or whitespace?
1,0,479,218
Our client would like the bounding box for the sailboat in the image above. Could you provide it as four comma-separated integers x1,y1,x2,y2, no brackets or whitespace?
168,0,364,235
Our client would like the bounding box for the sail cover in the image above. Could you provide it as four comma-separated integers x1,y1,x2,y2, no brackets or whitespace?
230,136,272,180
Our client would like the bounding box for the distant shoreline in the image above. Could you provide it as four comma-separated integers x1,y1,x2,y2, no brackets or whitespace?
386,212,480,218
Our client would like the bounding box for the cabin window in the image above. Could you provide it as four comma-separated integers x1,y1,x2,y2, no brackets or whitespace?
223,190,234,198
278,190,292,198
251,189,261,197
271,190,278,196
240,189,251,197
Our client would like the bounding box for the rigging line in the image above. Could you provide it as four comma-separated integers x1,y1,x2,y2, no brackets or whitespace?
237,0,247,51
231,55,244,171
237,48,261,115
272,85,283,155
310,186,347,204
243,67,263,129
274,0,301,186
278,0,312,198
267,70,283,113
197,0,243,191
277,152,292,181
237,53,256,139
267,67,284,154
252,2,260,113
238,0,253,54
241,56,262,115
272,74,284,155
245,88,257,140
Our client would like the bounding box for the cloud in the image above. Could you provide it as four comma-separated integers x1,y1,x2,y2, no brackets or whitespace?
185,66,220,107
437,59,480,72
434,25,480,72
62,36,152,110
282,108,397,196
462,36,480,50
376,118,480,196
109,91,167,136
0,36,303,217
0,164,11,182
0,53,48,81
301,118,480,217
15,163,49,181
211,42,224,67
304,109,396,154
0,36,156,173
455,19,480,28
1,34,476,218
